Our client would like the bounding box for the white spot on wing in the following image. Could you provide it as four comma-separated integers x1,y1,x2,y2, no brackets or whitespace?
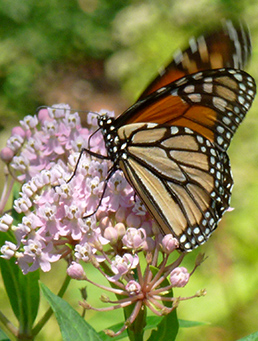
189,37,198,53
222,117,231,125
157,87,167,93
184,85,195,93
180,234,187,243
217,136,224,145
192,72,203,80
171,126,179,134
188,93,202,102
171,89,178,96
217,126,224,134
213,97,227,111
173,49,183,64
184,127,193,134
234,73,243,81
203,83,213,93
175,77,187,86
146,123,158,128
238,96,245,104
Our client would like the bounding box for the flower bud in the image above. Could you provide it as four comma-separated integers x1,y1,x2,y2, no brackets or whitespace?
67,261,86,280
11,126,26,138
122,227,146,250
170,267,190,287
114,222,126,239
0,147,14,163
0,241,16,259
104,226,118,244
37,108,50,122
161,234,179,254
126,280,141,295
0,214,13,232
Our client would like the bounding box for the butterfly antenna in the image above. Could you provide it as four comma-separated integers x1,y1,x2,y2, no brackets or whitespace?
36,105,102,116
36,105,48,113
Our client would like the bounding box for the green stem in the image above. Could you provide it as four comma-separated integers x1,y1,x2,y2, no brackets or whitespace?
125,303,146,341
0,310,18,337
32,275,71,337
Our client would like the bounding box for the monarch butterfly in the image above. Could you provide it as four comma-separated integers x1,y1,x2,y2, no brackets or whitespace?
88,21,256,251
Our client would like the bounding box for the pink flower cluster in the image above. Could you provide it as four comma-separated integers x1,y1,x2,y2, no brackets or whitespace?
0,104,158,273
0,104,204,335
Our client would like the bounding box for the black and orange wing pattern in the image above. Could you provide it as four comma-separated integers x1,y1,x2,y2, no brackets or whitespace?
115,68,255,152
138,20,251,99
98,22,256,252
110,68,255,251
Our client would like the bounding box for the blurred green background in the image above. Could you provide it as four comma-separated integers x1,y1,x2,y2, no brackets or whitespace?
1,0,258,340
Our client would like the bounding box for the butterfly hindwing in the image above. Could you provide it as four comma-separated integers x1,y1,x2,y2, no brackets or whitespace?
117,123,233,251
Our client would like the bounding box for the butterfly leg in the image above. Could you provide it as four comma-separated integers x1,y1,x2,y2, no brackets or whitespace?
83,166,116,218
67,147,110,183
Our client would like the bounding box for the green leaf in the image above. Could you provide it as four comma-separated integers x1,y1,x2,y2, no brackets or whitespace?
0,254,40,333
179,319,209,328
19,269,40,327
144,316,208,329
0,328,10,341
237,332,258,341
40,283,103,341
147,310,178,341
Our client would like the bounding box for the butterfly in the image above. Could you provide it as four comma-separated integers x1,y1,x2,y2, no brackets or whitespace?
88,21,256,252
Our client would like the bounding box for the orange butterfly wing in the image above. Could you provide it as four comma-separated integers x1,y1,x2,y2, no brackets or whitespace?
116,69,256,151
138,20,251,99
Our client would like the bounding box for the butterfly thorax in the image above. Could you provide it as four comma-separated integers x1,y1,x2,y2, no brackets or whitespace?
98,114,127,166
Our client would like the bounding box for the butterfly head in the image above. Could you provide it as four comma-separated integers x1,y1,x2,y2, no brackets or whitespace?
97,113,126,165
97,112,115,128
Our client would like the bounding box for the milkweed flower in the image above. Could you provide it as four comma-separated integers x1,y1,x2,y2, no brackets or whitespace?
67,261,86,280
170,267,190,287
0,214,13,232
0,104,206,336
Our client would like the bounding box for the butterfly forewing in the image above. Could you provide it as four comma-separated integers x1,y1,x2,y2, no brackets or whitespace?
116,68,256,152
117,123,233,251
139,20,251,99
